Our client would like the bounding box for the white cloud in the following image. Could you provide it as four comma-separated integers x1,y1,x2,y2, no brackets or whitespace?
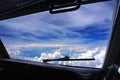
7,47,21,59
6,44,106,68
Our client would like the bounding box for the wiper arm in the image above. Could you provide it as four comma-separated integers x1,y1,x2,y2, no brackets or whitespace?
43,56,95,63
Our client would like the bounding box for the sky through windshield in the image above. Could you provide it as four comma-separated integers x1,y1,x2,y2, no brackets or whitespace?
0,1,114,68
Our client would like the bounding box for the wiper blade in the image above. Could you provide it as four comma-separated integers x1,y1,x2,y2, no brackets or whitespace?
43,56,95,63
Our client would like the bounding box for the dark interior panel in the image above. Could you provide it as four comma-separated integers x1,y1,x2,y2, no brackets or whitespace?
0,59,103,80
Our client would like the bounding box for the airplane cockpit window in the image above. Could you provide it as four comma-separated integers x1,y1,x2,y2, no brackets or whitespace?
0,0,114,68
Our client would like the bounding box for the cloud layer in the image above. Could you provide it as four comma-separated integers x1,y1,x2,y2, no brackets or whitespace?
7,44,106,68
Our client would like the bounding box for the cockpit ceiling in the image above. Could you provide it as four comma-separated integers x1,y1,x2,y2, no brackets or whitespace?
0,0,110,20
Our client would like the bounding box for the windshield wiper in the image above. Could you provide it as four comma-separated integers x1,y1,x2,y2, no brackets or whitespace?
43,56,95,63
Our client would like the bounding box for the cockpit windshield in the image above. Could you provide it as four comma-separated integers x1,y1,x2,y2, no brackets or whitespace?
0,0,114,68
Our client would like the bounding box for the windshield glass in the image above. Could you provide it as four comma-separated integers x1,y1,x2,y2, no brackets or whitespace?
0,1,114,68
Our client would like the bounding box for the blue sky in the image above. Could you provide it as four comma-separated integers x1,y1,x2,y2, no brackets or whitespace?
0,1,114,68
